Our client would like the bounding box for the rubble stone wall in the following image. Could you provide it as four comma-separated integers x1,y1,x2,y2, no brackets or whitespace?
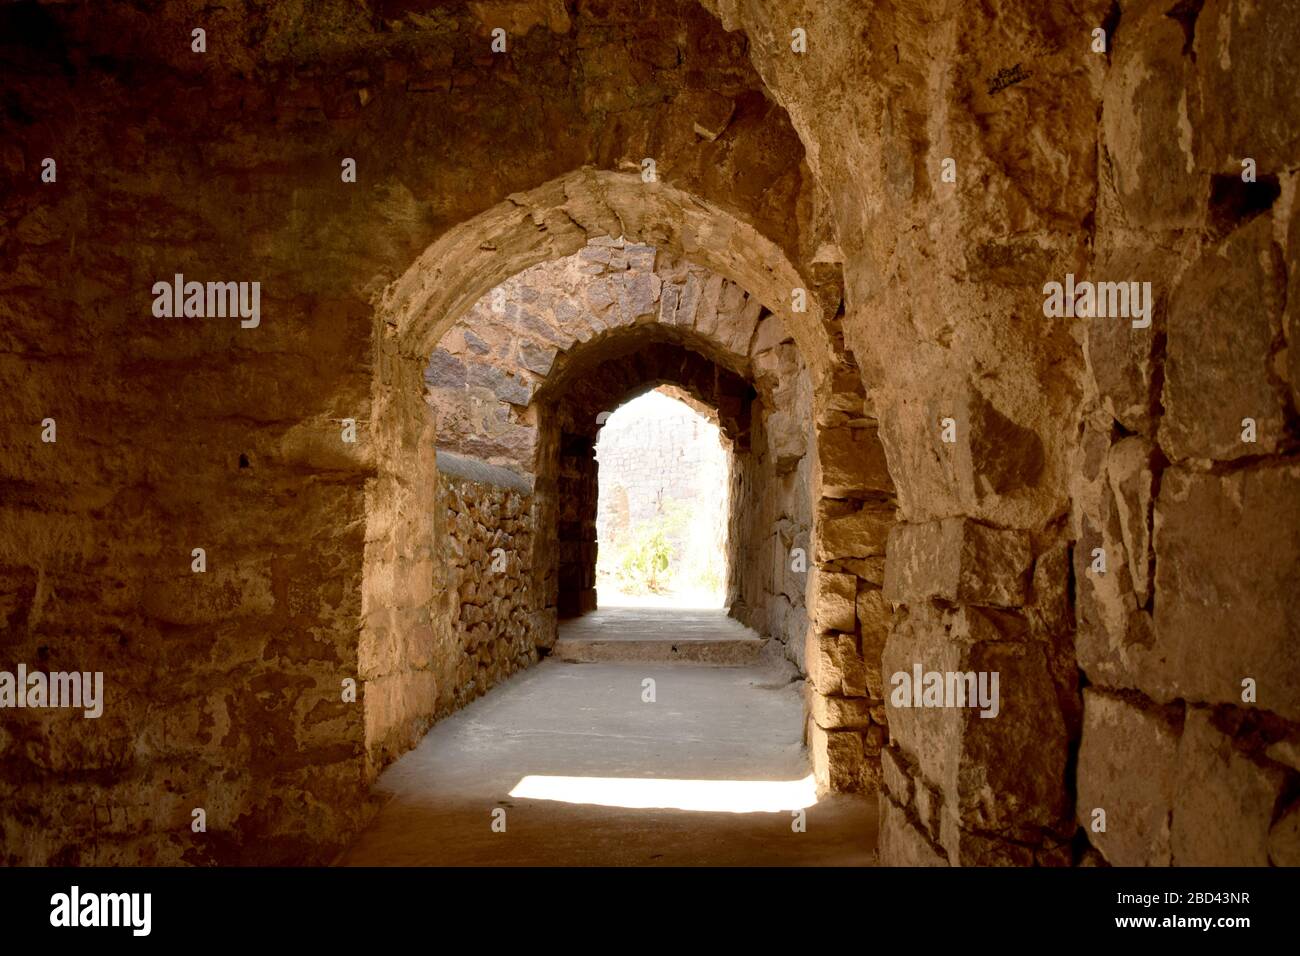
437,453,550,712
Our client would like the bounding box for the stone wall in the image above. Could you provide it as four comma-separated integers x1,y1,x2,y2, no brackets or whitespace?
803,371,897,794
437,453,551,711
0,0,816,865
703,0,1300,866
4,0,1293,868
1070,1,1300,867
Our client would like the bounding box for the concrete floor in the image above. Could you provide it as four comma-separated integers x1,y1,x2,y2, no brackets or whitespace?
340,610,878,866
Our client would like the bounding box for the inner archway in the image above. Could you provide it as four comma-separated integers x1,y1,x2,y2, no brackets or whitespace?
343,222,890,863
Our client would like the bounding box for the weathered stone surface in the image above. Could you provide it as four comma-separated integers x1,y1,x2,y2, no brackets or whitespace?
751,314,792,354
879,795,947,867
440,471,547,713
882,604,1071,839
1268,802,1300,867
810,723,864,792
1029,540,1073,639
880,745,912,807
818,423,894,496
806,630,868,699
816,499,893,561
1288,175,1300,416
809,568,856,634
811,694,873,730
767,408,807,473
1195,0,1300,171
1161,217,1287,461
1105,436,1156,607
1152,464,1300,720
856,586,890,698
1264,732,1300,772
875,378,1052,528
1081,246,1169,436
1071,416,1155,691
883,518,1031,608
1172,709,1286,866
914,779,940,841
1075,690,1179,866
1100,2,1200,230
678,89,735,142
4,0,1293,869
939,808,1035,867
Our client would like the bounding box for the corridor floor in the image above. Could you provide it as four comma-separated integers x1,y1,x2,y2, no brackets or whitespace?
339,609,878,866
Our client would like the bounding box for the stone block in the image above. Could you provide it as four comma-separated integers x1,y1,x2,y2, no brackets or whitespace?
1075,689,1179,866
1161,217,1286,461
810,693,873,730
1105,436,1156,606
878,794,947,866
1171,708,1285,866
818,423,894,496
1100,2,1200,229
882,604,1069,836
810,723,864,792
809,567,856,633
750,314,791,354
616,270,661,323
883,517,1031,608
816,499,893,561
1152,464,1300,720
806,630,868,698
766,408,807,474
1195,0,1300,171
856,586,889,698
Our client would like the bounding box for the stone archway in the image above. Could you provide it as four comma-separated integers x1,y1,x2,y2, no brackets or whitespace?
379,168,836,383
365,210,892,804
536,335,757,619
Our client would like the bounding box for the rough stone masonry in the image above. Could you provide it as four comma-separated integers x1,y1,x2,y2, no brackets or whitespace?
0,0,1296,868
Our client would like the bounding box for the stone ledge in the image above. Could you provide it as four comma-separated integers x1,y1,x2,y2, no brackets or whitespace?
436,450,533,493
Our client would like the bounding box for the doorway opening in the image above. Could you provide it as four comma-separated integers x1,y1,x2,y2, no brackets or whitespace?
594,387,731,610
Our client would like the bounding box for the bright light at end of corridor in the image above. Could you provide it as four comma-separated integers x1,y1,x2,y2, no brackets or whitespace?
508,774,818,813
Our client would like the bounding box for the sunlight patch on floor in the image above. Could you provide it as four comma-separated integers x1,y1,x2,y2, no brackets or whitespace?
509,773,818,813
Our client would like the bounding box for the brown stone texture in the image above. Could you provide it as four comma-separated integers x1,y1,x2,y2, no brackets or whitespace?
1,0,1297,867
1150,465,1300,719
1161,217,1288,461
1076,690,1179,866
883,518,1032,608
1172,708,1287,866
882,604,1073,861
440,462,547,710
878,793,947,867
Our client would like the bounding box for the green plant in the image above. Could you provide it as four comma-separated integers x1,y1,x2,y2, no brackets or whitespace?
617,521,673,592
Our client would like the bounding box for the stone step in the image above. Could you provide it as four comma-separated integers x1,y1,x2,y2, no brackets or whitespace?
553,607,770,665
551,636,768,666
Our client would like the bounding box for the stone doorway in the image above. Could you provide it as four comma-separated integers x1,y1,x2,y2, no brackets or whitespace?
593,388,730,611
